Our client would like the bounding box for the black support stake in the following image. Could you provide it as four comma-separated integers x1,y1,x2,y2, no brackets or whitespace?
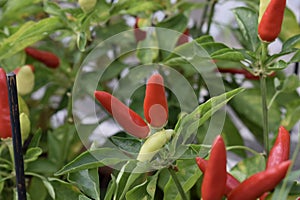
6,73,27,200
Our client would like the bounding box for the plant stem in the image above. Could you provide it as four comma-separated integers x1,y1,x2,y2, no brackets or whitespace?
206,0,218,35
199,0,210,35
168,167,188,200
260,74,269,155
259,42,269,155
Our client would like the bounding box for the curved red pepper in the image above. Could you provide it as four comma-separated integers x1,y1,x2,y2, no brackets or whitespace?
94,91,150,138
267,126,290,169
228,160,291,200
196,157,240,196
25,47,60,69
143,74,168,128
0,68,12,139
258,0,286,42
177,28,190,46
201,135,227,200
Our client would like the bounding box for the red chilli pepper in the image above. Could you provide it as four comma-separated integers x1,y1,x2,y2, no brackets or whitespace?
25,47,60,69
228,160,291,200
196,157,240,196
201,135,227,200
0,68,12,139
134,17,147,42
177,28,190,46
143,74,168,128
218,68,275,80
258,0,286,42
94,91,150,138
267,126,290,169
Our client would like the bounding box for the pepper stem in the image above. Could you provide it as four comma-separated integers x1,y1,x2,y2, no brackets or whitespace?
168,167,188,200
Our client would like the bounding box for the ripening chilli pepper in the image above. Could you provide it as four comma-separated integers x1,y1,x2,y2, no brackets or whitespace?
201,135,227,200
94,91,150,138
267,126,290,169
137,129,173,162
228,160,291,200
196,157,240,196
260,126,290,199
144,74,168,128
0,68,12,139
25,47,60,69
258,0,286,42
134,17,147,42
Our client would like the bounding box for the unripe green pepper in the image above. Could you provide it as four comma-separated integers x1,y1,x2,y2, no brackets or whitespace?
137,129,173,162
15,65,35,96
20,112,30,143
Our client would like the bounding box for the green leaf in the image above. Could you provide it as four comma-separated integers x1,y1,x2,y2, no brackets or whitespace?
68,169,100,200
163,159,201,200
211,48,245,61
281,74,300,93
281,100,300,130
230,154,265,182
267,60,289,71
201,42,228,55
26,172,56,199
110,136,142,154
290,49,300,63
195,35,215,44
279,8,300,44
221,116,246,157
0,17,64,60
104,175,117,200
171,88,245,155
110,0,162,16
230,89,282,143
55,148,132,175
126,172,159,200
233,7,259,51
49,179,82,200
48,124,77,169
282,34,300,52
24,147,43,163
156,14,188,33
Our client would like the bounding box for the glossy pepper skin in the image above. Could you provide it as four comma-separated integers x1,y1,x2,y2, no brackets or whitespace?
196,157,240,196
25,47,60,69
258,0,286,42
94,91,150,138
228,160,291,200
201,135,227,200
266,126,290,169
144,74,168,128
0,68,12,139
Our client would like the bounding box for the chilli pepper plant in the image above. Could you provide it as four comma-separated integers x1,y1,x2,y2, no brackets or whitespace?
0,0,299,199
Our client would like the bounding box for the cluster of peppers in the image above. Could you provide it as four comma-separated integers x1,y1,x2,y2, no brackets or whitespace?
95,73,171,161
0,46,60,140
196,126,291,200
